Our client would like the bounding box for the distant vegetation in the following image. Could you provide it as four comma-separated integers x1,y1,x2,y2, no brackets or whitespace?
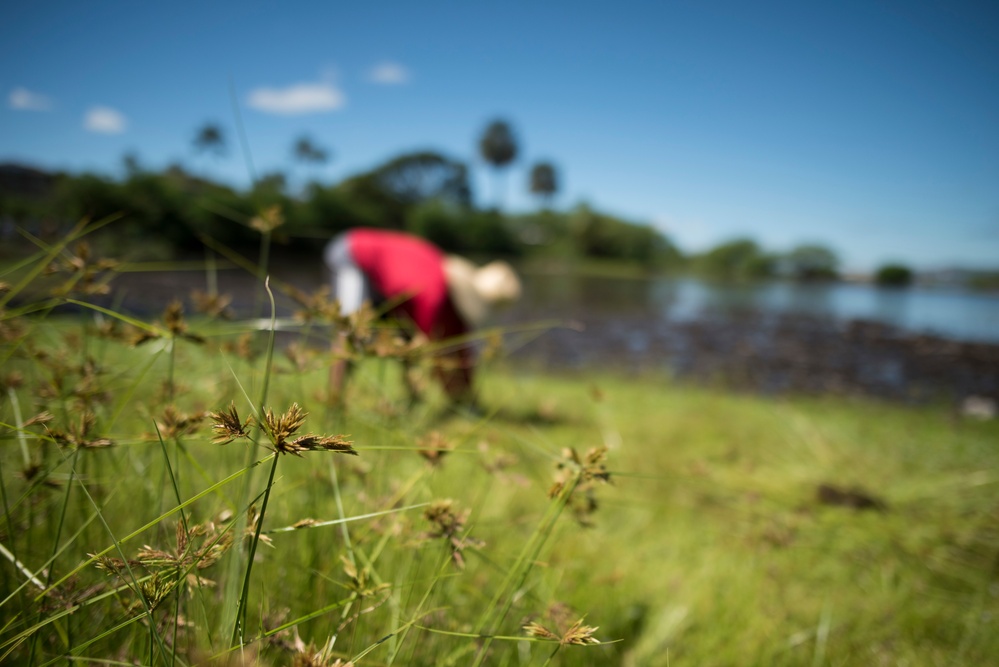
0,155,683,272
0,156,850,284
874,263,914,287
0,118,963,287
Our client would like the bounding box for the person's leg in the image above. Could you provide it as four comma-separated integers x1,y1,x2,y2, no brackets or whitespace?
434,347,478,411
329,334,352,408
324,234,372,407
401,356,421,405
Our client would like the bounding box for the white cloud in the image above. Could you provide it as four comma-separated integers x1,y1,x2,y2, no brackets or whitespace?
247,81,345,115
9,87,52,111
84,106,127,134
368,62,410,85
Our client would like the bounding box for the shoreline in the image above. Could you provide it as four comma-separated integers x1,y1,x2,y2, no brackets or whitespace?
12,263,999,405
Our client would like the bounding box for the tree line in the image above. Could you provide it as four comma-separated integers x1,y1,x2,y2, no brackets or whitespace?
0,117,678,271
0,117,915,284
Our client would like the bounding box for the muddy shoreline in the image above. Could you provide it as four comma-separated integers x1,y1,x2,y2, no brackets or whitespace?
37,264,999,405
503,305,999,404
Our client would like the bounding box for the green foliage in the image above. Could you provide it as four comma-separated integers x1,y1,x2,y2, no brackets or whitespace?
782,243,840,281
478,119,518,169
406,201,521,256
405,199,465,250
567,204,680,268
192,122,226,157
291,135,330,167
479,120,518,209
874,263,914,287
528,161,558,206
371,151,471,208
968,271,999,291
2,284,996,664
694,237,776,281
294,182,384,237
1,231,998,664
336,151,472,230
2,159,688,270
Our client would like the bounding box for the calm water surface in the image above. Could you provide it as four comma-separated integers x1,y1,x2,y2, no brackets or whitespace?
660,279,999,342
503,273,999,398
93,264,999,398
514,274,999,344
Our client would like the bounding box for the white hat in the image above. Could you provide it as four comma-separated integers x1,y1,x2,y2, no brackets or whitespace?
443,256,521,327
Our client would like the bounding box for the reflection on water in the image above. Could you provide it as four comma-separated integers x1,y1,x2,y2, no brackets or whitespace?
521,275,999,344
78,263,999,401
503,273,999,400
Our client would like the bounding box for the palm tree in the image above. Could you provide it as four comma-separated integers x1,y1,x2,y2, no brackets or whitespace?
292,135,331,188
292,135,330,166
192,123,226,179
528,161,558,209
193,123,226,157
478,119,518,208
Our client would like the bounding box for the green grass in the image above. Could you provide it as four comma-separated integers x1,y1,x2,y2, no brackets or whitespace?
2,248,998,665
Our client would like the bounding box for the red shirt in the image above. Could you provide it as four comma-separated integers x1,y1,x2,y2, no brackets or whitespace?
347,228,468,340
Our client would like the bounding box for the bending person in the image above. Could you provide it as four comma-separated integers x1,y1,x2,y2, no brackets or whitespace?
324,228,521,409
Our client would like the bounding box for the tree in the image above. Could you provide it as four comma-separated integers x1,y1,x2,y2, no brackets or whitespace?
478,119,518,208
337,151,472,229
696,238,775,281
254,171,288,195
406,202,520,256
193,123,226,157
121,152,142,177
874,263,913,287
292,135,330,168
569,204,679,268
372,152,471,207
528,161,558,208
783,244,839,281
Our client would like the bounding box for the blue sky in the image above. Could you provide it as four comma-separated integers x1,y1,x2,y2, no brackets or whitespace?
2,1,997,272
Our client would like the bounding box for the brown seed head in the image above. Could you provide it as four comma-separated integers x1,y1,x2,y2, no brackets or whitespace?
191,289,234,320
262,403,308,453
560,618,601,646
157,405,207,439
208,402,253,445
250,205,285,233
417,431,451,466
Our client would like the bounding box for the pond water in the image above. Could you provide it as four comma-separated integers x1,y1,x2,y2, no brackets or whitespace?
72,264,999,400
653,278,999,343
513,274,999,344
500,273,999,400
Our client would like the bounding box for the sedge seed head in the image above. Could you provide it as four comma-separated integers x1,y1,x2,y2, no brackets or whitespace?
208,402,253,445
523,616,601,646
417,431,451,466
190,289,234,319
560,618,602,646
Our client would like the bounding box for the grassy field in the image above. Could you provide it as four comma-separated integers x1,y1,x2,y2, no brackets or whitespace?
2,244,998,665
